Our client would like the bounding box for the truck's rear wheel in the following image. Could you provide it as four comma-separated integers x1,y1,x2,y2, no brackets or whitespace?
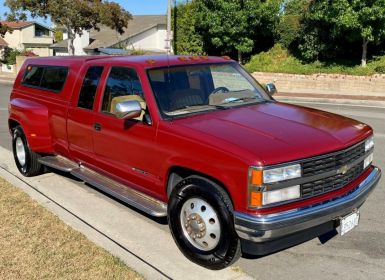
12,126,43,177
168,176,241,270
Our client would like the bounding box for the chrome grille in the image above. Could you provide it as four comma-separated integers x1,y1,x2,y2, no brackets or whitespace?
301,163,364,198
302,143,365,177
299,142,367,199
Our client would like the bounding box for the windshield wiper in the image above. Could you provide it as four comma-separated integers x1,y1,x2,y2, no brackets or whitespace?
219,96,262,104
172,104,228,112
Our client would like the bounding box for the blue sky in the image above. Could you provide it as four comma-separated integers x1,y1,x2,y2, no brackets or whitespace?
0,0,168,26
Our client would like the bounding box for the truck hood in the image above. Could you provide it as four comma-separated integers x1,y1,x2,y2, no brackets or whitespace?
171,102,372,166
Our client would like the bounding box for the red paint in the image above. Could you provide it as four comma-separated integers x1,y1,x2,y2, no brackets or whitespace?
8,55,374,213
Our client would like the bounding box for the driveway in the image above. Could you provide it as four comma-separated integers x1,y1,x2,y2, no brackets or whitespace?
1,83,384,279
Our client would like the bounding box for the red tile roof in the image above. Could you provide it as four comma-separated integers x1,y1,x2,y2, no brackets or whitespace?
0,37,8,46
0,21,34,29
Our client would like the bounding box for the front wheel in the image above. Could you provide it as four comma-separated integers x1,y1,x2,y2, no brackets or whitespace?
12,126,43,177
168,176,241,270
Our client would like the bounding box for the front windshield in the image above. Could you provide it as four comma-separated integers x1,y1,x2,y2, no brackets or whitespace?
147,62,271,117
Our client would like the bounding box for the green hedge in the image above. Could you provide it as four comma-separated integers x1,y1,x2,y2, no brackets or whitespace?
245,44,385,76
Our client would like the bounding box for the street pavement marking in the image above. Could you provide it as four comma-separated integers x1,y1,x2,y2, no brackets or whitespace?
375,133,385,139
0,108,8,111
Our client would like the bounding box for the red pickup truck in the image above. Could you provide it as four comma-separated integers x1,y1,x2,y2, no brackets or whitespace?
8,55,381,270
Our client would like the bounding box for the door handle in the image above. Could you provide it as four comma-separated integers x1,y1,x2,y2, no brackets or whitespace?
94,123,102,131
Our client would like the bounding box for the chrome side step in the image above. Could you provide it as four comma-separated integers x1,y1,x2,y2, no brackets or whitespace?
38,156,167,217
39,155,79,172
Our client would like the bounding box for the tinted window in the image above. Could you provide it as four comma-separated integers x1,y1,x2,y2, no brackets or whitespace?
101,67,144,113
77,66,104,110
22,65,68,92
23,66,44,87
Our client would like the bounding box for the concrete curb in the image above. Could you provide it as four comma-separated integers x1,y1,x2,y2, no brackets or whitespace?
275,96,385,108
0,78,14,85
0,146,253,280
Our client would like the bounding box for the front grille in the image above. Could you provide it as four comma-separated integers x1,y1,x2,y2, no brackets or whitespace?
302,142,365,177
301,163,364,198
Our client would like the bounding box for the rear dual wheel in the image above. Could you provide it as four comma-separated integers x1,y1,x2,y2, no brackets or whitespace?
168,176,241,270
12,126,43,177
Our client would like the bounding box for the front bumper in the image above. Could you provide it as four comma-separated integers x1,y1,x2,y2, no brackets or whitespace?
234,166,381,255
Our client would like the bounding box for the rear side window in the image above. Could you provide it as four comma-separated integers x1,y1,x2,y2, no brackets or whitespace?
77,66,104,110
22,65,68,92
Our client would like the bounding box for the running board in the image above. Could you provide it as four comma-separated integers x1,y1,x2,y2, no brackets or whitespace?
38,156,167,217
39,155,79,172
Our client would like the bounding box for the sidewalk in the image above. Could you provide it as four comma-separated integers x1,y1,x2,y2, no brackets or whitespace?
0,146,253,280
0,72,16,85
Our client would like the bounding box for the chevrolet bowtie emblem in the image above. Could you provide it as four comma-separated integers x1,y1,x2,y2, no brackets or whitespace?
339,165,350,175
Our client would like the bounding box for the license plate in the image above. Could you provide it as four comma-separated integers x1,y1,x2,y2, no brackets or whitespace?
340,211,360,236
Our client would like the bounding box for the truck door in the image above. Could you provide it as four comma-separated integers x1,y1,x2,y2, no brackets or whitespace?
91,65,162,198
67,64,106,166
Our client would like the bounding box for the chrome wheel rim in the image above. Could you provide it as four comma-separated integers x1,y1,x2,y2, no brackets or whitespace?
15,137,26,166
180,197,221,251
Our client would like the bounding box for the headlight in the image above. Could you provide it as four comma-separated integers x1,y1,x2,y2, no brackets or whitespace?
249,184,301,207
364,153,373,169
365,135,374,151
249,164,302,207
263,164,301,184
262,185,300,205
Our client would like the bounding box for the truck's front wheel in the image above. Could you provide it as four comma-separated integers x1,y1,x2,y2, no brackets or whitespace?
168,176,241,270
12,126,43,177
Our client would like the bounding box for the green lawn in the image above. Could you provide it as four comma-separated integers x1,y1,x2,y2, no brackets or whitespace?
0,177,143,280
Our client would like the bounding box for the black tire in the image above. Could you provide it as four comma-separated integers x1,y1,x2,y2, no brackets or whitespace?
168,175,241,270
12,126,43,177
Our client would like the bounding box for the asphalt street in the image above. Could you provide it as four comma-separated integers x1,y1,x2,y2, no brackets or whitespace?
0,83,384,279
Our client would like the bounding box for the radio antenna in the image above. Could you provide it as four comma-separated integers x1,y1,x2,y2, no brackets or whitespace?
166,0,172,55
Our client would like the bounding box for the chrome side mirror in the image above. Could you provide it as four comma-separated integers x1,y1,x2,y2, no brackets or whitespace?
265,83,277,96
115,100,142,119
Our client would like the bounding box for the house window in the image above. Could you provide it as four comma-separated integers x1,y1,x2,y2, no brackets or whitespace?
35,25,50,37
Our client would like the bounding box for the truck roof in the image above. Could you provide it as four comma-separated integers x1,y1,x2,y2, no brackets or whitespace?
23,55,235,68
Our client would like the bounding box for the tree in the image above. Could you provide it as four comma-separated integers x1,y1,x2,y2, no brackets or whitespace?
0,23,12,37
5,0,132,55
53,26,64,42
193,0,281,62
302,0,385,67
172,1,204,55
275,0,310,49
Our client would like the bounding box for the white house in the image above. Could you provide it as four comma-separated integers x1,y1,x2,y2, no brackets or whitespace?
51,15,169,56
1,21,54,56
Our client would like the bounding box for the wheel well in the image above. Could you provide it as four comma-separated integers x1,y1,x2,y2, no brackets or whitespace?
8,119,20,132
166,166,233,203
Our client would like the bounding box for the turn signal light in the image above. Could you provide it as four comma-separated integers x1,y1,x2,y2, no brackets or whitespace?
189,56,200,61
146,59,156,65
250,169,263,185
250,191,262,207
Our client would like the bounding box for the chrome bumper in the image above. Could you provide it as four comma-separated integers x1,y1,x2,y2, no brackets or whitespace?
234,167,381,243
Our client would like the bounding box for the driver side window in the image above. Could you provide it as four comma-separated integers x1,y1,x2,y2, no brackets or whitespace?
211,64,254,91
101,66,146,120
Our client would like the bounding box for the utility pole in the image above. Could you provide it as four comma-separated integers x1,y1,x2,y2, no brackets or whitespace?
166,0,172,54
